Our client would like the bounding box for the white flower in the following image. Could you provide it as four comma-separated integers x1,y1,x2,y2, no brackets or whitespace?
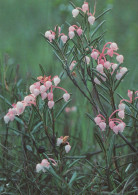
65,144,71,153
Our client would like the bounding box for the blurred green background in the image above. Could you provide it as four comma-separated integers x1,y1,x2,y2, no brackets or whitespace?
0,0,138,88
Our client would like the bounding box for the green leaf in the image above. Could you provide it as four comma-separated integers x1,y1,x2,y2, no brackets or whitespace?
55,99,71,119
95,8,112,21
68,172,77,186
39,64,46,75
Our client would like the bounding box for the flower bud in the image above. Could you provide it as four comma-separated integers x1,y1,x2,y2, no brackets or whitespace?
118,103,125,110
65,144,71,153
84,56,90,65
63,93,70,102
72,9,79,17
16,102,25,115
110,42,118,51
116,72,123,80
118,110,125,119
99,122,106,131
40,85,46,93
82,2,89,13
118,123,125,132
120,67,127,75
33,88,40,96
48,101,54,109
94,77,101,85
69,31,75,39
57,138,63,146
91,51,99,60
109,121,115,129
128,90,133,99
107,49,114,57
77,28,83,36
113,125,119,134
45,31,51,38
53,76,60,86
69,26,75,32
104,61,111,69
94,117,101,125
36,163,43,173
45,81,52,89
48,92,53,101
116,55,124,64
30,84,35,93
61,35,68,44
4,115,10,124
41,92,47,100
88,16,95,25
96,64,103,72
112,64,118,71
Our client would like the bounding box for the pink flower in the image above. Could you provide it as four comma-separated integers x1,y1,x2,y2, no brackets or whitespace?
109,121,115,129
4,115,10,124
72,9,79,17
113,125,119,134
57,138,63,146
84,56,90,65
45,81,52,89
53,76,60,86
91,51,99,60
96,64,103,72
69,61,76,70
118,110,125,119
128,90,133,99
33,88,40,96
48,92,53,101
63,93,70,102
65,144,71,153
29,84,35,93
82,2,89,13
104,61,111,69
16,102,25,115
94,77,101,85
69,31,75,39
45,31,51,38
88,16,95,25
61,35,68,44
116,55,124,64
110,42,118,51
99,122,106,131
118,122,125,132
41,92,47,100
120,67,127,75
40,85,46,93
116,72,123,80
48,101,55,109
118,103,125,110
94,117,101,125
107,49,114,57
112,64,118,71
77,28,83,36
69,26,75,32
36,163,44,173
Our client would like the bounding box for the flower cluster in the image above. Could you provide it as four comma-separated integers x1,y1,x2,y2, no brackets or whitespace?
45,24,83,43
4,95,36,124
4,75,70,124
91,42,127,85
95,90,138,134
94,114,106,131
72,2,96,25
36,158,57,173
57,136,71,153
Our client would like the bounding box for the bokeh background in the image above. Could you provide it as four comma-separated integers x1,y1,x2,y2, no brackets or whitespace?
0,0,138,150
